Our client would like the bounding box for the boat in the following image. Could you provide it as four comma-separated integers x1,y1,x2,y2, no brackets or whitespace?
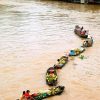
83,36,93,47
46,67,58,86
74,25,88,38
54,56,68,69
30,86,65,100
69,47,85,56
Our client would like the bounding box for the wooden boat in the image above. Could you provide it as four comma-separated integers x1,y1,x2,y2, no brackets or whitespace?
83,36,93,47
74,25,88,38
69,47,85,56
46,67,58,86
54,56,68,69
19,86,65,100
31,86,65,100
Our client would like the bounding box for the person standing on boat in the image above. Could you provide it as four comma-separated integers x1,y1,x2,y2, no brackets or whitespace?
81,26,83,31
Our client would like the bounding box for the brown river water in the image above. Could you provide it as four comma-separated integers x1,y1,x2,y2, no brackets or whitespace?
0,0,100,100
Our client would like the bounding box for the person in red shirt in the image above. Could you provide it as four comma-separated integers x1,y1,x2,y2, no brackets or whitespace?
24,90,31,99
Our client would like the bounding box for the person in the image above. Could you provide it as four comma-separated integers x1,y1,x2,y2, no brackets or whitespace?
54,64,59,69
69,50,75,56
84,30,86,34
81,30,86,35
20,91,27,100
81,26,83,31
85,41,88,47
24,90,31,99
57,59,60,62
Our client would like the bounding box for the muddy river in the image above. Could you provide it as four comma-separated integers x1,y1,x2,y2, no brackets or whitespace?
0,0,100,100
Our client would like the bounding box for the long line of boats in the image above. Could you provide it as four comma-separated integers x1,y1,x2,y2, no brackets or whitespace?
19,25,93,100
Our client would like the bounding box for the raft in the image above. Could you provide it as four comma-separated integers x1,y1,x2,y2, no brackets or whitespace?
54,56,68,69
30,86,65,100
46,67,58,86
69,47,85,56
83,36,93,47
74,25,88,38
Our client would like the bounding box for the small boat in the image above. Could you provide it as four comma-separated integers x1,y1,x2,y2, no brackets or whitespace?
31,86,65,100
69,47,85,56
83,36,93,47
74,25,88,38
46,67,58,86
54,56,68,69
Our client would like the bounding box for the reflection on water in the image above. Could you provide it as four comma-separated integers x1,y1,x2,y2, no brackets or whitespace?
0,0,100,100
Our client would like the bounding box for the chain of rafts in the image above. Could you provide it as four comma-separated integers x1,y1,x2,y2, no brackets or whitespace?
19,25,93,100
